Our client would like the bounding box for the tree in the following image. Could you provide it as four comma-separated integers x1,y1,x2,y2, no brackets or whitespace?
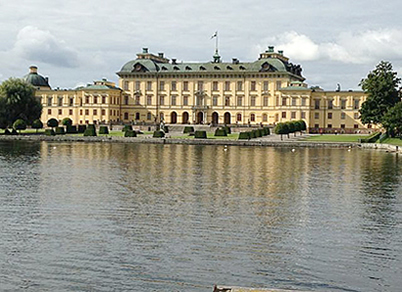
382,102,402,137
47,118,59,130
274,123,289,140
13,119,26,133
62,117,73,126
359,61,401,126
0,78,42,128
32,119,43,133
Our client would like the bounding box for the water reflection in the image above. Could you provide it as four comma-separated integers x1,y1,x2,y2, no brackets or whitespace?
0,141,401,291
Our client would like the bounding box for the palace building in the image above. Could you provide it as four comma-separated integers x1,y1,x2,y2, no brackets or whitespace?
27,47,372,133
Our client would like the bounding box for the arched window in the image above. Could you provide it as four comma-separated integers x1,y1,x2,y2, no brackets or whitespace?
237,113,242,122
124,112,129,120
135,112,140,120
262,113,268,122
250,113,255,122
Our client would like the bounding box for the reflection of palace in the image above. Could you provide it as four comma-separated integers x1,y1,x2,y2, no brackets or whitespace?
26,46,374,133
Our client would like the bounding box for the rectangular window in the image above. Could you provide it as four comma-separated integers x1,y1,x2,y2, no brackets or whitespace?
251,96,256,106
93,96,98,104
93,109,97,115
147,95,152,105
328,124,332,128
147,81,152,91
58,97,63,106
48,109,51,115
85,109,89,115
263,114,268,122
354,113,359,119
315,124,319,128
282,98,287,106
197,81,203,91
237,96,243,106
171,81,177,91
85,96,90,104
69,97,74,106
281,111,286,118
159,81,165,91
124,96,129,105
135,96,140,105
183,81,189,91
341,124,345,129
291,112,296,119
212,81,218,91
47,96,52,106
315,112,319,119
354,99,360,110
69,109,73,115
147,112,152,120
102,96,106,104
58,109,62,115
237,81,243,91
101,109,105,115
251,114,255,122
292,98,296,106
276,81,282,90
328,112,332,119
80,109,83,115
171,95,177,106
225,96,230,106
301,98,306,106
135,81,140,91
341,99,346,109
250,81,256,91
301,112,306,119
183,96,189,106
328,100,333,109
160,96,165,105
213,96,218,106
314,99,320,109
237,113,242,122
354,124,359,129
124,81,129,90
225,81,230,91
341,112,346,119
263,81,269,91
263,97,269,107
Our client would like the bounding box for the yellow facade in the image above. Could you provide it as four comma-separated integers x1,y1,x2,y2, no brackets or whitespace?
28,47,374,133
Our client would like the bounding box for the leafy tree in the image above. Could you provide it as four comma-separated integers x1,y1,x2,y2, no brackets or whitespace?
359,61,401,125
47,118,59,129
382,102,402,137
286,122,296,137
62,117,73,126
0,78,42,127
13,119,27,133
274,123,289,140
32,119,43,133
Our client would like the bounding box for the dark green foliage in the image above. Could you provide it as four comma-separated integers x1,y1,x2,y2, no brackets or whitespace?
47,118,59,129
4,129,11,135
258,129,265,137
32,119,43,132
99,126,109,135
11,129,18,135
299,120,307,131
379,132,388,143
45,129,55,136
66,125,78,134
223,126,231,134
13,119,26,132
214,128,228,136
0,78,42,128
359,61,401,125
183,126,194,133
249,130,256,139
254,129,262,137
286,122,296,133
124,130,137,137
153,130,165,138
62,117,73,126
294,121,302,133
87,124,96,131
194,130,207,139
83,127,97,136
55,126,65,135
164,126,169,133
238,132,250,140
274,123,290,140
263,127,270,135
122,125,133,132
382,101,402,136
78,125,86,133
359,132,381,143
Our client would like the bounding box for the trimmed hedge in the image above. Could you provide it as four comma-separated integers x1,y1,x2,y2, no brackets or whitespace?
62,118,73,126
163,126,169,133
66,125,78,134
254,129,262,137
214,128,227,136
124,130,137,137
4,129,11,135
153,130,165,138
249,130,256,139
183,126,194,134
55,127,65,135
122,125,133,132
359,132,381,143
263,127,270,135
223,126,231,134
99,126,109,135
83,127,97,136
239,132,250,140
45,129,55,136
78,125,87,133
11,129,18,135
194,130,207,139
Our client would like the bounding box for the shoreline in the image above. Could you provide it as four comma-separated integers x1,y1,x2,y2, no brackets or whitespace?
0,134,400,152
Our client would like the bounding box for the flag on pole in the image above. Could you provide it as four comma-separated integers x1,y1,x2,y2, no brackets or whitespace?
211,31,218,39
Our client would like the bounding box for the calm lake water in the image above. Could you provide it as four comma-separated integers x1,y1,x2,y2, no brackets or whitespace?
0,141,401,292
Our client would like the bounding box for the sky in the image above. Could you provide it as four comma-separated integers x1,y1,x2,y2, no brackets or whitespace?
0,0,402,90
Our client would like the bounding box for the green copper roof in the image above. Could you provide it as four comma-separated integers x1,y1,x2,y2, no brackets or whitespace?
24,72,50,88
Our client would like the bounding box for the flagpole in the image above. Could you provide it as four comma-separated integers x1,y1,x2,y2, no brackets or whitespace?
215,32,218,54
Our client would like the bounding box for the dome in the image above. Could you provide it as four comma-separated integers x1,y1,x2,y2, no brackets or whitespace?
23,66,51,88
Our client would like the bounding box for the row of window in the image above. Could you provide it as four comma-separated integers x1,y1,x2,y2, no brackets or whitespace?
314,99,360,110
314,112,360,119
123,80,281,92
46,96,120,106
47,109,120,116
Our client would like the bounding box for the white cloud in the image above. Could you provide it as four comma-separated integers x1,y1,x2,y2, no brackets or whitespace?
13,26,79,68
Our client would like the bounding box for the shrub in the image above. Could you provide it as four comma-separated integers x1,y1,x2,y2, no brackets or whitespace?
249,130,256,139
87,124,96,131
163,126,169,133
11,129,18,135
214,128,227,136
47,118,58,129
99,126,109,135
194,130,207,139
66,125,78,134
287,122,296,134
223,126,231,134
360,132,381,143
83,127,97,136
122,125,133,132
254,129,262,137
239,132,250,140
32,119,43,133
4,129,11,135
274,123,290,140
258,129,265,137
55,126,65,135
263,127,270,135
183,126,194,134
78,125,87,133
124,130,137,137
299,120,307,131
45,129,55,136
13,119,27,133
153,130,165,138
62,117,73,127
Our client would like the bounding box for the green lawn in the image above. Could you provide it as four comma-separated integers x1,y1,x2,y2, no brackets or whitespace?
304,134,370,142
381,138,402,146
172,133,240,140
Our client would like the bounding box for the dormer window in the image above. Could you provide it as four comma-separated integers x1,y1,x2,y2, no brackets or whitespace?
185,66,192,70
161,66,168,71
173,66,180,70
239,66,246,70
200,66,206,70
214,66,220,70
227,66,233,70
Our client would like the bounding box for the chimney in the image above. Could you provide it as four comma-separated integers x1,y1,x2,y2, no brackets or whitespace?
142,48,148,54
158,52,164,58
278,50,284,55
232,58,237,64
29,66,38,74
172,58,177,64
45,77,49,83
267,46,274,53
